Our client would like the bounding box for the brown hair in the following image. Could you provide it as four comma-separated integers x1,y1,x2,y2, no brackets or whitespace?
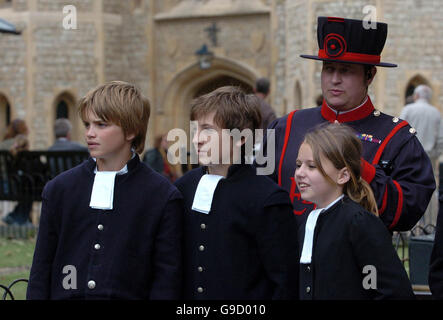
10,134,29,156
190,86,262,133
303,123,378,215
78,81,151,154
4,119,28,140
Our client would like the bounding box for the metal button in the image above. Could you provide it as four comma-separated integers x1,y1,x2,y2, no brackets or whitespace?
306,286,311,293
393,117,399,123
197,287,204,293
409,128,416,134
199,245,205,251
306,266,311,272
98,224,104,231
200,223,206,230
88,280,96,289
373,110,381,117
94,244,101,250
198,266,203,272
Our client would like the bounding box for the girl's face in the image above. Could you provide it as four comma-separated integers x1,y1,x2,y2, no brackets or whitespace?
294,142,347,208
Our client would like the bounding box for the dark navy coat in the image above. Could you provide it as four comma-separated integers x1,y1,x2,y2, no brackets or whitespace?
429,197,443,298
262,97,435,232
175,164,299,300
298,196,414,300
27,155,183,300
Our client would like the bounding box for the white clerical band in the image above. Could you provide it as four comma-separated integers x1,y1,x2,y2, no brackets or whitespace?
192,174,224,214
89,156,131,210
299,195,344,264
90,172,118,210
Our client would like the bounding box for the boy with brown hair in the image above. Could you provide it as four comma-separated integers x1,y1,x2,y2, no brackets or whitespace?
174,86,298,300
27,81,183,300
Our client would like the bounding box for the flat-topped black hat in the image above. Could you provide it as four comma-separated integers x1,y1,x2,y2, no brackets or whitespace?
300,16,397,67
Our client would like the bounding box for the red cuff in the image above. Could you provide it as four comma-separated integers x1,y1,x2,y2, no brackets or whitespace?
361,158,376,183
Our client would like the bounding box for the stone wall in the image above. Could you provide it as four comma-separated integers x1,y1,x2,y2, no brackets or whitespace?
0,22,26,119
33,19,98,148
1,0,443,149
284,0,443,116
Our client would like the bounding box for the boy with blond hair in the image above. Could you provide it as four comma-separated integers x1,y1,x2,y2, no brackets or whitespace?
175,86,298,300
27,81,183,300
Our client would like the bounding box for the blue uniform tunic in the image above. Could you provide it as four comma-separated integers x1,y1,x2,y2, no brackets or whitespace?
27,155,183,300
262,97,435,231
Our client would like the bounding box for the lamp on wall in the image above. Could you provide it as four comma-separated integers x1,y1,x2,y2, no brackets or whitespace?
195,44,214,70
0,18,21,34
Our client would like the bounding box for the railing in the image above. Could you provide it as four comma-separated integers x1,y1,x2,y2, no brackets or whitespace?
0,150,90,202
0,278,28,300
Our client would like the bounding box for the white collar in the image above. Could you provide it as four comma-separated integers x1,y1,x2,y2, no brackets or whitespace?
89,152,135,210
300,195,344,264
191,173,224,214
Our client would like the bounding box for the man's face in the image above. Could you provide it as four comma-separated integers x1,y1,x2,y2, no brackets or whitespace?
321,61,373,111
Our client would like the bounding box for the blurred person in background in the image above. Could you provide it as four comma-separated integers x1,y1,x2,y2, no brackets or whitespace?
1,119,33,226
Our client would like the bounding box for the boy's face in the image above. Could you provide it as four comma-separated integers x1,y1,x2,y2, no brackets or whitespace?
192,111,232,166
83,110,134,162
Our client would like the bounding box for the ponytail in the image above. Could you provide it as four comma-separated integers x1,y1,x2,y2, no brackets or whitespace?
345,177,378,216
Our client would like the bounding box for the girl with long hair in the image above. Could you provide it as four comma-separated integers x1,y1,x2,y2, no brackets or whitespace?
295,123,414,299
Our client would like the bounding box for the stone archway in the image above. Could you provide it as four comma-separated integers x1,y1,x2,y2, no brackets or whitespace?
158,57,260,139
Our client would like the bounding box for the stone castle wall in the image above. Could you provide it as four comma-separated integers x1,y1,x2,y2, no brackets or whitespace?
1,0,442,149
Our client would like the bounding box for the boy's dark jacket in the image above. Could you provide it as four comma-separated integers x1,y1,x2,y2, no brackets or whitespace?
27,155,183,300
175,164,299,300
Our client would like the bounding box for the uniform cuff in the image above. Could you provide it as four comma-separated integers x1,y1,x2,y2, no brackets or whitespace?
361,158,376,184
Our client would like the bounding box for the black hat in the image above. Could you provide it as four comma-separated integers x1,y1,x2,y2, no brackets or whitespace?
300,16,397,68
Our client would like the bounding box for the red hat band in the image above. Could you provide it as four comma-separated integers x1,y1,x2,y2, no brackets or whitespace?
320,32,381,64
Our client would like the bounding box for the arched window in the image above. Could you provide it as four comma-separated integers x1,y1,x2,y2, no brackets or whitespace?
56,100,69,119
53,92,81,142
0,94,11,138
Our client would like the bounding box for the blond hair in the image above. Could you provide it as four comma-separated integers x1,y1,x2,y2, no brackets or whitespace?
303,123,378,216
78,81,150,154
